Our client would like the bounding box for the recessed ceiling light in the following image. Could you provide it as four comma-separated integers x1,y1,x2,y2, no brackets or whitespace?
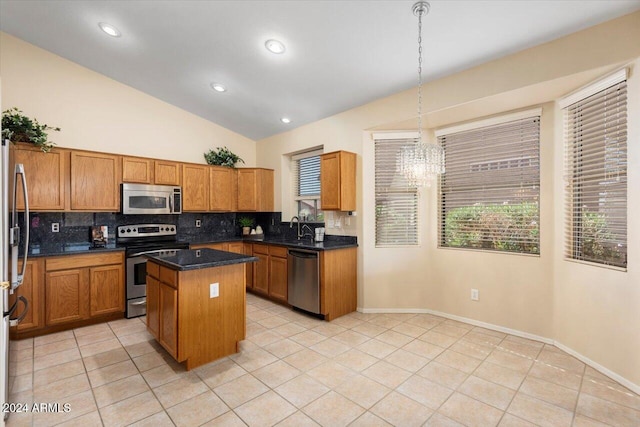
265,39,286,54
280,117,291,124
98,22,121,37
210,83,227,92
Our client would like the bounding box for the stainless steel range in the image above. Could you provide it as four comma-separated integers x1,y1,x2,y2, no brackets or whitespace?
118,224,189,318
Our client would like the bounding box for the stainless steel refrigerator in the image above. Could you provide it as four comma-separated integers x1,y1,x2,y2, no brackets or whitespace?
1,139,30,425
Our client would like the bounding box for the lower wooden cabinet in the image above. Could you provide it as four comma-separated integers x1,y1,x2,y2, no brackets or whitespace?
252,246,269,295
248,244,288,303
9,258,45,333
44,252,125,328
146,276,160,338
159,282,178,359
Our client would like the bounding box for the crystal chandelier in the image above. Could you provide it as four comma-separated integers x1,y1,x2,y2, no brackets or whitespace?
400,1,445,187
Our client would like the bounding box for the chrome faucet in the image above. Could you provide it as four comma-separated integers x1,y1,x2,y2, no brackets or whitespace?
301,224,314,240
290,216,301,239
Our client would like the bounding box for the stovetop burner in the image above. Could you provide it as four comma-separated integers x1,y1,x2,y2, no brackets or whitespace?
117,223,189,255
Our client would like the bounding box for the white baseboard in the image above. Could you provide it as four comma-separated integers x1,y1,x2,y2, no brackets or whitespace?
356,306,639,395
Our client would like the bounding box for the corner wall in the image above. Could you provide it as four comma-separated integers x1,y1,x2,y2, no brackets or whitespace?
0,32,256,165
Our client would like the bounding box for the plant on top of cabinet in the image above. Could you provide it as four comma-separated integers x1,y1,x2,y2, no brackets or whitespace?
204,146,245,167
2,107,61,152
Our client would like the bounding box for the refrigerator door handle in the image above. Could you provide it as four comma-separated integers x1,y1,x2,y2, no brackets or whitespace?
11,163,29,290
8,296,28,327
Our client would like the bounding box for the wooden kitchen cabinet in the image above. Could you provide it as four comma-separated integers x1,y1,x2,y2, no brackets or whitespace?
89,264,125,316
244,243,254,289
10,143,67,211
45,268,90,325
44,252,124,327
252,245,269,295
210,166,236,211
122,156,153,184
159,281,178,359
191,242,228,251
320,247,357,320
182,163,209,211
320,150,356,211
268,246,288,302
9,258,45,334
237,168,274,212
146,276,160,339
154,160,182,186
70,151,121,211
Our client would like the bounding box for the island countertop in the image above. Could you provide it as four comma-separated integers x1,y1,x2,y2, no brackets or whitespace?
146,248,258,271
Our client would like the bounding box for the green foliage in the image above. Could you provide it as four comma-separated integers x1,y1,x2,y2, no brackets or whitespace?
443,202,539,254
581,211,624,266
2,107,60,152
204,146,244,167
237,216,254,227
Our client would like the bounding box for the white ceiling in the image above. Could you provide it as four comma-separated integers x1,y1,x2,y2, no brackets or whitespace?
1,1,639,140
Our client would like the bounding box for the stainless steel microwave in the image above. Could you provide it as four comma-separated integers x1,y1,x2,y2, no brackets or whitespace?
121,183,182,215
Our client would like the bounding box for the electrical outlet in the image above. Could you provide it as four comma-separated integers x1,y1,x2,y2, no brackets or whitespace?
52,223,60,233
471,289,479,301
210,283,219,298
195,219,201,228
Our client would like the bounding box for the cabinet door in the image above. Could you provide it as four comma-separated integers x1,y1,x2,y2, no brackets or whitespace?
122,156,152,184
182,164,209,211
70,151,121,210
253,252,269,295
154,160,181,186
237,169,258,211
146,276,160,339
245,244,254,289
209,166,234,211
320,151,356,211
159,282,178,359
228,242,244,254
11,144,67,210
268,256,288,302
89,264,124,317
9,258,45,332
45,269,90,325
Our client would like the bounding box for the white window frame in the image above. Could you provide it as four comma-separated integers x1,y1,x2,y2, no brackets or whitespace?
373,132,420,247
436,108,542,255
560,69,628,270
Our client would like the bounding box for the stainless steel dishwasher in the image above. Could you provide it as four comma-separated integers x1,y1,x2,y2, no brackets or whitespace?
288,249,320,314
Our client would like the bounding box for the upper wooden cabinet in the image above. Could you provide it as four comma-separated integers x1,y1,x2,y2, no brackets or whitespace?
122,156,153,184
71,151,121,211
154,160,182,186
320,150,356,211
209,166,236,211
10,143,67,211
237,168,274,212
182,163,209,211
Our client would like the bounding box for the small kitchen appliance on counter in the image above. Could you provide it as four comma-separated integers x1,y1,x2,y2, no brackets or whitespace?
118,224,189,318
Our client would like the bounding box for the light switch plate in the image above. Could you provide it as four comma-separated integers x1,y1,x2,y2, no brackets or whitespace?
210,283,219,298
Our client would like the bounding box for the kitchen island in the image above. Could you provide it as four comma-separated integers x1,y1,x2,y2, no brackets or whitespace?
145,248,257,370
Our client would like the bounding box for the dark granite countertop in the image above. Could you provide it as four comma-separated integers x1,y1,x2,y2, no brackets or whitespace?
146,248,258,271
25,243,125,258
186,236,358,251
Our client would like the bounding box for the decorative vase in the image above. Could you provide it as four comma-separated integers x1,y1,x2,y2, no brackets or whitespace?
242,226,250,236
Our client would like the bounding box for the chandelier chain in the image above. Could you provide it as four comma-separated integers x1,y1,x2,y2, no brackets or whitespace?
417,6,423,143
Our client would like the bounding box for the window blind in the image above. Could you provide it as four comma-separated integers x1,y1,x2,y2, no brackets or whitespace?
375,136,419,246
292,150,322,200
563,78,627,268
438,115,540,254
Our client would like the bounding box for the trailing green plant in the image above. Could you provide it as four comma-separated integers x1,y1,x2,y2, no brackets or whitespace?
2,107,60,152
237,216,254,228
204,146,244,167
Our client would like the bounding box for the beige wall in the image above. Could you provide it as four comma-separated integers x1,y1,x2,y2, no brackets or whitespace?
0,32,256,165
258,11,640,389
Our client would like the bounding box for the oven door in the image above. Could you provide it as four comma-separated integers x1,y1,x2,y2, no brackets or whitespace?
126,254,149,300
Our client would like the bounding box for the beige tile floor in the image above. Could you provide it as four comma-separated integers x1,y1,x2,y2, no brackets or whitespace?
7,293,640,427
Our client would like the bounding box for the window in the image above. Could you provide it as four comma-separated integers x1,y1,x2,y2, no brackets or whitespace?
374,134,419,246
292,149,323,222
437,110,541,254
561,70,627,268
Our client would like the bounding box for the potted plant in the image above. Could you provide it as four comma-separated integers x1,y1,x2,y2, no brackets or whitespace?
2,107,61,152
237,216,254,235
204,146,245,167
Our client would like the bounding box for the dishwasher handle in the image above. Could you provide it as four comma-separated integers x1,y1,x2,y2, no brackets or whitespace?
288,249,318,259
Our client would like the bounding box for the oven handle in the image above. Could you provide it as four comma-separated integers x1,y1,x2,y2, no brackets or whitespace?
129,249,181,257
